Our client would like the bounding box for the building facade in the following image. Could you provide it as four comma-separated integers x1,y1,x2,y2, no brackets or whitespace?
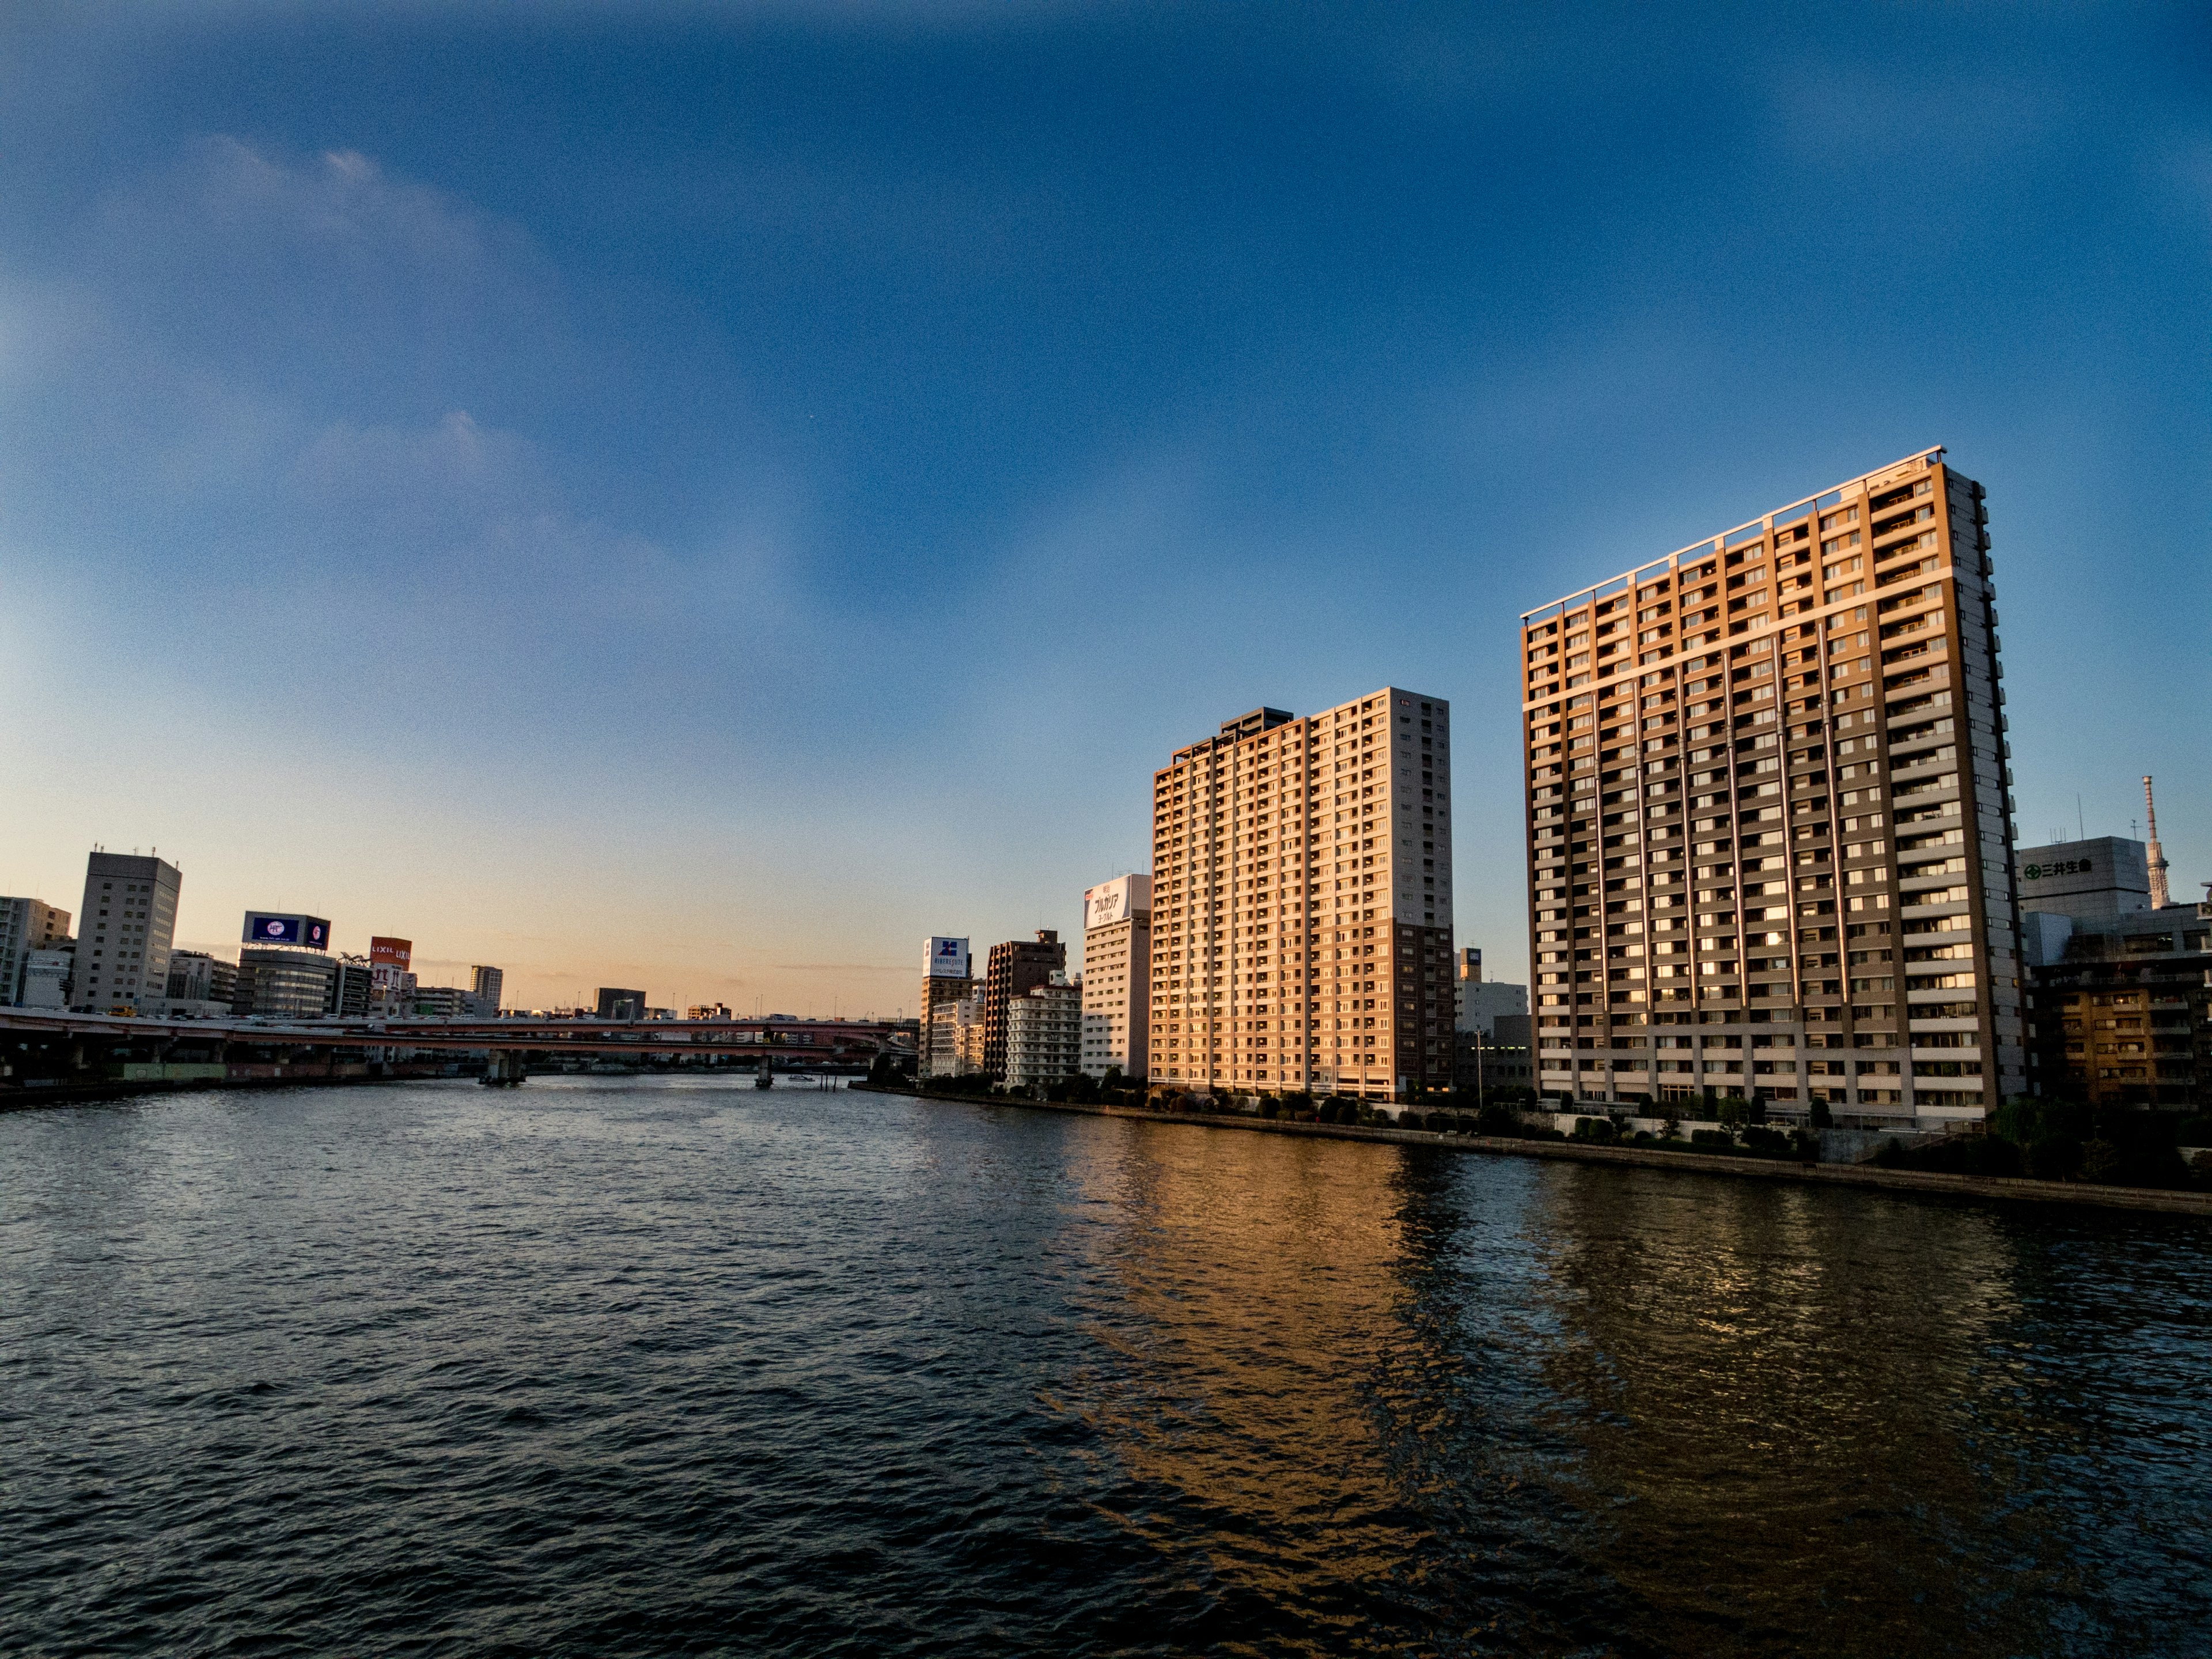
1080,874,1152,1079
1521,448,2023,1127
596,987,646,1020
74,852,182,1014
0,897,71,1005
983,931,1065,1080
1005,973,1082,1089
1147,689,1456,1101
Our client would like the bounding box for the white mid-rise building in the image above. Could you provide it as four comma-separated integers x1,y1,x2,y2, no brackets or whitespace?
1080,873,1152,1078
1005,972,1082,1089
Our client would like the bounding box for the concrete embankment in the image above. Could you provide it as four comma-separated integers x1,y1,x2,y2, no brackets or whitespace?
860,1086,2212,1218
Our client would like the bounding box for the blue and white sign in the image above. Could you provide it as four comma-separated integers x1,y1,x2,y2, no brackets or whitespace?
926,936,971,979
245,912,332,948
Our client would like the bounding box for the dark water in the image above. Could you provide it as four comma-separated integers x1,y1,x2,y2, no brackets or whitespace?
3,1080,2208,1657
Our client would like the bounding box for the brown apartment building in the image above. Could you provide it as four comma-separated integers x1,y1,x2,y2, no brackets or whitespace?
982,930,1065,1080
1147,689,1456,1102
1519,448,2025,1127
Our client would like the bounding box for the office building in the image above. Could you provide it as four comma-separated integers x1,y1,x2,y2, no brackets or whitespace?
470,965,505,1014
0,897,71,1004
2020,827,2207,1110
413,985,468,1018
1455,1013,1534,1097
331,956,374,1018
1520,448,2023,1127
1148,690,1456,1101
74,851,183,1013
596,987,646,1020
1453,947,1529,1036
688,1002,733,1021
920,937,974,1076
983,931,1065,1079
166,950,240,1007
233,947,338,1020
1005,972,1082,1089
1080,875,1152,1079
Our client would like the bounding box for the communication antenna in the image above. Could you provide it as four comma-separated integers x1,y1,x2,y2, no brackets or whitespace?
2144,775,2172,910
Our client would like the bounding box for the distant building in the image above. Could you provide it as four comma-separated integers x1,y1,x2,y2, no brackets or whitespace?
2015,836,2152,925
1453,947,1529,1035
233,947,337,1020
1005,972,1082,1089
596,987,646,1020
74,852,182,1013
470,965,504,1014
412,985,468,1018
165,950,239,1007
0,897,71,1005
21,946,74,1009
983,931,1065,1079
331,956,374,1018
1081,874,1152,1079
688,1002,733,1021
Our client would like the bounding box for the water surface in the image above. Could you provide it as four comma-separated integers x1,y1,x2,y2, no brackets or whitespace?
3,1078,2206,1656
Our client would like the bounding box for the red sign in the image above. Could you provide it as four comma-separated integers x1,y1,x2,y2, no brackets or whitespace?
370,936,413,970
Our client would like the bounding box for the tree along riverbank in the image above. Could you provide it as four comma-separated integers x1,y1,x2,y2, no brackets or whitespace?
855,1085,2212,1218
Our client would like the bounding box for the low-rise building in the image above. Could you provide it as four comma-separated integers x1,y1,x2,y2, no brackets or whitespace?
925,990,988,1079
1452,947,1529,1035
166,950,239,1008
1005,972,1082,1090
21,946,74,1009
1454,1013,1535,1096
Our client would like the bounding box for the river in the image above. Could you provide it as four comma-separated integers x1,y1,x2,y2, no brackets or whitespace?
2,1077,2206,1657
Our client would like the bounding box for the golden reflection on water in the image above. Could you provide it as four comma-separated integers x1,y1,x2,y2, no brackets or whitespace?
1048,1117,2161,1658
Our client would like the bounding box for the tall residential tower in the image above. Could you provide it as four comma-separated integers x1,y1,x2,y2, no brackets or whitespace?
1148,689,1455,1101
1520,449,2022,1126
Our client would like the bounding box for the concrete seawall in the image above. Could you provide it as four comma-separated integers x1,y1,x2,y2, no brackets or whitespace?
861,1086,2212,1218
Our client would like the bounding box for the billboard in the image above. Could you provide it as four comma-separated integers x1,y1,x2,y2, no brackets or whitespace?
926,936,971,979
370,936,414,970
244,912,332,949
1084,873,1154,931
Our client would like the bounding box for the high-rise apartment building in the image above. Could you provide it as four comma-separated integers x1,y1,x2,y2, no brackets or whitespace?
1080,874,1152,1078
1148,690,1455,1101
75,852,182,1013
1520,448,2022,1126
982,931,1065,1079
0,897,71,1005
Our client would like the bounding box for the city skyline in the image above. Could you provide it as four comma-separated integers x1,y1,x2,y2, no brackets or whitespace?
2,5,2205,1012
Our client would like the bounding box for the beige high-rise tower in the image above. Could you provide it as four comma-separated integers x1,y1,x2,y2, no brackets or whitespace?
1519,447,2024,1126
1147,688,1455,1102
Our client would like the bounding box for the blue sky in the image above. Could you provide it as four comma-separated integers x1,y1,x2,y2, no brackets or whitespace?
2,2,2206,1012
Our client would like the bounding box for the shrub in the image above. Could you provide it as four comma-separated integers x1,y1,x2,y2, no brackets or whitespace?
1571,1115,1615,1144
1690,1128,1737,1150
1259,1099,1281,1120
1740,1125,1791,1157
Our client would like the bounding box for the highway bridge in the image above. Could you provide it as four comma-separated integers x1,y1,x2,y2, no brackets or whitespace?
0,1008,913,1099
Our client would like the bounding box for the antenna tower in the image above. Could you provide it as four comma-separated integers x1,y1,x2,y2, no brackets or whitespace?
2143,775,2172,910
